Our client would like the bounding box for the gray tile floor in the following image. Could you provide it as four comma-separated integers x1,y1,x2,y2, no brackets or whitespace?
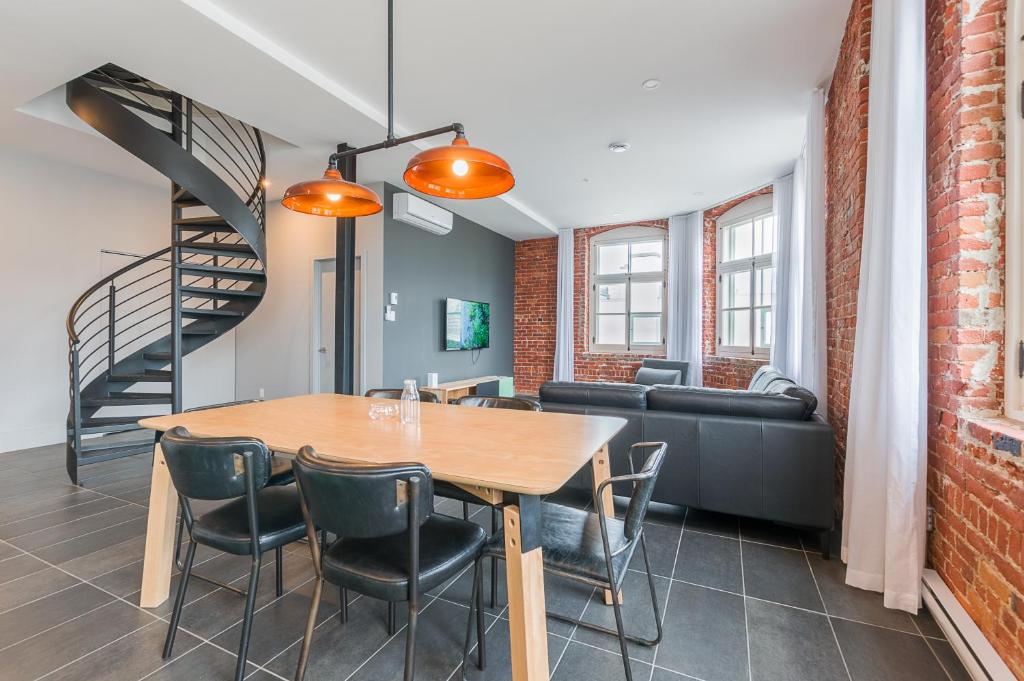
0,442,971,681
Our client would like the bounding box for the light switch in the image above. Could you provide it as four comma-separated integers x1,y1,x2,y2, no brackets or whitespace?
390,292,399,305
384,305,397,322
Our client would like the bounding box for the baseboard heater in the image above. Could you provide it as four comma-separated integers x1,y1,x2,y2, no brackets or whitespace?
922,569,1015,680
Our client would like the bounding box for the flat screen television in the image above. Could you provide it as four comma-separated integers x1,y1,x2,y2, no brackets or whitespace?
445,298,490,351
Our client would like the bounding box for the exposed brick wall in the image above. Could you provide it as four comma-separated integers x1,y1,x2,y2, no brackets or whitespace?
825,0,871,507
513,236,558,395
823,0,1024,673
924,0,1024,675
701,187,773,389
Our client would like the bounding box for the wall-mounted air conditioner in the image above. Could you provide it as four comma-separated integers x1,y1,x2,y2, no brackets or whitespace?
393,193,453,236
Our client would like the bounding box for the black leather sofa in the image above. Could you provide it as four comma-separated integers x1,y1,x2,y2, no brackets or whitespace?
538,366,835,552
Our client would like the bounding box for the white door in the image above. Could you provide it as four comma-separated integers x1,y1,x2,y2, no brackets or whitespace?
314,259,336,393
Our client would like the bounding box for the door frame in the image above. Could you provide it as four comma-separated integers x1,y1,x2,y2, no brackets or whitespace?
310,254,367,394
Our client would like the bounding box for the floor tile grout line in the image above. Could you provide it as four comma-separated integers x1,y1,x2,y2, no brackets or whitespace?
338,594,444,681
0,598,118,655
4,502,138,542
0,579,84,617
910,610,956,681
31,618,180,681
800,534,853,681
549,497,598,678
561,634,710,681
257,592,368,672
0,494,127,530
737,519,753,681
8,510,148,553
647,506,687,681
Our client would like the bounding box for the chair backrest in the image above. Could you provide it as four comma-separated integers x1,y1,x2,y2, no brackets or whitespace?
293,446,433,539
454,395,541,411
160,426,272,501
364,388,441,404
184,399,260,413
620,442,669,540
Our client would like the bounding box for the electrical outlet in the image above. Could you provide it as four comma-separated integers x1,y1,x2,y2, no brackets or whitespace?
258,388,265,399
926,505,934,532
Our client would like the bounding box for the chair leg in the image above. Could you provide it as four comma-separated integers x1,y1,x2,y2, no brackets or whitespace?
475,559,486,670
339,587,348,624
275,546,284,597
173,511,185,571
609,585,633,681
489,508,499,608
162,539,196,658
388,601,397,636
233,555,262,681
462,559,482,680
294,576,323,681
462,501,469,521
404,600,419,681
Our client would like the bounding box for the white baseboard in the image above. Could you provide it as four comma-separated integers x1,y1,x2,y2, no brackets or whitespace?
922,569,1016,681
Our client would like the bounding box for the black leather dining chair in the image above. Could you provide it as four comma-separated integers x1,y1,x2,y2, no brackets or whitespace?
292,447,487,681
483,441,668,681
172,400,295,594
160,426,307,681
443,395,541,606
364,387,441,403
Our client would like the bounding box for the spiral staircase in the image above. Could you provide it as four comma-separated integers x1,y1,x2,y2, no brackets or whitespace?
64,65,267,484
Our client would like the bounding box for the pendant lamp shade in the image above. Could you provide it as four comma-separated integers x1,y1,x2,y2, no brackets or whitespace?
282,168,383,217
404,136,514,199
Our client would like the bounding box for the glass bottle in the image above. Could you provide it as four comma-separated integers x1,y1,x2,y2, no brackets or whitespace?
400,379,420,424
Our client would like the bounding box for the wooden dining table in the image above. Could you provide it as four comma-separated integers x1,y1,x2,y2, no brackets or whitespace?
137,393,626,681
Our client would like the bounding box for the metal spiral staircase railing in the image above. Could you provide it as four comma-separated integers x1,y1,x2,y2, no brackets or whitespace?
65,65,267,484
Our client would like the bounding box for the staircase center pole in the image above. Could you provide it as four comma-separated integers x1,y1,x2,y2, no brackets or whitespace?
170,92,184,413
336,142,357,396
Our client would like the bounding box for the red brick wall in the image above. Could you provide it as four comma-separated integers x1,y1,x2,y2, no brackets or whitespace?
924,0,1024,675
824,0,1024,674
825,0,872,506
701,187,773,389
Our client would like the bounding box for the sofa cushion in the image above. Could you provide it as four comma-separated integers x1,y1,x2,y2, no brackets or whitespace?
646,385,810,420
640,359,690,383
748,365,789,392
539,381,649,409
634,367,682,386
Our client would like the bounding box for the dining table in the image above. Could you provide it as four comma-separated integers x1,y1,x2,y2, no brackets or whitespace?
137,393,626,681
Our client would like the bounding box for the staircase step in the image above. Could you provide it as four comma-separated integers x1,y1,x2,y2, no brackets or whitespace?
76,441,155,463
174,216,229,230
78,416,159,435
175,241,257,259
143,352,171,362
181,307,245,318
179,263,265,282
180,285,261,300
109,371,172,383
81,392,172,407
172,188,204,207
182,326,217,336
79,435,154,454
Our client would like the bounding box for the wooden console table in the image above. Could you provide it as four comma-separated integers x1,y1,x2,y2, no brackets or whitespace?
422,374,502,403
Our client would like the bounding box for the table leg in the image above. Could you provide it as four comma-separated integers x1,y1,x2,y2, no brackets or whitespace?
504,503,549,681
591,444,622,605
140,441,177,608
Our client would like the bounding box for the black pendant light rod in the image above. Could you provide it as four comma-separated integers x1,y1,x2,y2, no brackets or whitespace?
324,0,466,169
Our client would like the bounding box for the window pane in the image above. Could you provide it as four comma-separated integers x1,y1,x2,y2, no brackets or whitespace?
597,314,626,345
597,282,626,313
756,307,773,348
722,309,751,348
631,315,661,344
755,266,775,307
754,215,776,256
630,281,662,313
721,270,751,309
722,220,753,262
630,240,663,273
597,243,628,275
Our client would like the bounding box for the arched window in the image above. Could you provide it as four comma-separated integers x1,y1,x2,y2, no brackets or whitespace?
589,226,668,353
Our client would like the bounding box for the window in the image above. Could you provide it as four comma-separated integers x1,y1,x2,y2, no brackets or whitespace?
589,226,668,353
1005,0,1024,419
716,196,776,357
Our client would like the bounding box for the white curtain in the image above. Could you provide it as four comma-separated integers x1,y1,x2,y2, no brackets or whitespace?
666,212,703,386
553,227,575,381
771,88,828,418
841,0,927,613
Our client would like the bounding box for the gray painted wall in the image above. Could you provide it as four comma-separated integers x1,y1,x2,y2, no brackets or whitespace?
381,183,514,388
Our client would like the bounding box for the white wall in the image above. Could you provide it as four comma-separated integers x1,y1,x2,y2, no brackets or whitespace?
0,146,236,452
234,188,385,400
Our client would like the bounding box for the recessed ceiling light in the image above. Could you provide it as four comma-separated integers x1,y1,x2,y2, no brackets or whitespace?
582,177,590,183
641,78,661,90
608,142,631,153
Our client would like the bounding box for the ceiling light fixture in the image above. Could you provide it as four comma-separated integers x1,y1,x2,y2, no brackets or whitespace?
283,0,514,218
608,142,631,153
641,78,661,90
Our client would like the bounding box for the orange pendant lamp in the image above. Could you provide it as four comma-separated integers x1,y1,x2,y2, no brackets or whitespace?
281,167,382,217
404,132,514,200
282,0,513,218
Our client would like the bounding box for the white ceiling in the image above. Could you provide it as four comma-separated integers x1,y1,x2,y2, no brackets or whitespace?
0,0,851,240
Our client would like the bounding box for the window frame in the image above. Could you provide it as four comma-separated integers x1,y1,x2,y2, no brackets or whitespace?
588,226,668,354
1004,0,1024,420
715,200,775,359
